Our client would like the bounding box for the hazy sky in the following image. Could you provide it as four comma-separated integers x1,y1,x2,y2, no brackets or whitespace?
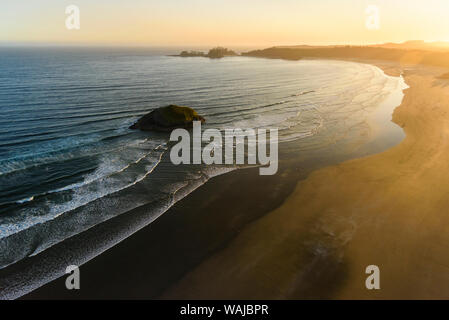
2,0,449,47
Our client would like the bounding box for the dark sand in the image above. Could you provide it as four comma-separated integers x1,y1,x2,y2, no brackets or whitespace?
22,164,302,299
22,135,367,299
162,64,449,299
21,60,417,300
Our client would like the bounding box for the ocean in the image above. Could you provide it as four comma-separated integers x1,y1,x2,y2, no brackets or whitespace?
0,47,406,298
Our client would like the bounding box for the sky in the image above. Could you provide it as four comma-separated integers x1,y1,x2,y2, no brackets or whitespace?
1,0,449,47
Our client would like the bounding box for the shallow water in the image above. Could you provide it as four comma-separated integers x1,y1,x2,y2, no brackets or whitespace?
0,48,405,278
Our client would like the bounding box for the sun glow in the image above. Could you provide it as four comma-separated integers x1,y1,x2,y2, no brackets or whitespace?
2,0,449,46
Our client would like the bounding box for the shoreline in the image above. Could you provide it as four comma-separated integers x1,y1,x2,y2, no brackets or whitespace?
21,165,303,299
20,58,419,299
161,61,449,299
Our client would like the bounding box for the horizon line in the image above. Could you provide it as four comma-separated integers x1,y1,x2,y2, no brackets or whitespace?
1,39,442,49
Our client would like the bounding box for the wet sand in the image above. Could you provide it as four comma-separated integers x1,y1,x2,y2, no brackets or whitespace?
21,164,304,299
23,61,449,300
162,63,449,299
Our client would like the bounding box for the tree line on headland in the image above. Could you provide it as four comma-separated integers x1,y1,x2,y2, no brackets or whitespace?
178,47,237,58
176,41,449,73
241,43,449,69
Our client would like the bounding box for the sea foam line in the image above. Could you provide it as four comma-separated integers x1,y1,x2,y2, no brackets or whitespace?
0,146,166,241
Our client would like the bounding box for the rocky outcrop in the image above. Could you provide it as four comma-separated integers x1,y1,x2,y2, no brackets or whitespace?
130,105,205,132
176,47,237,59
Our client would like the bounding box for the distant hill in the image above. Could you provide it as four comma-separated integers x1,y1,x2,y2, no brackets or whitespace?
371,40,449,52
276,41,449,52
242,43,449,69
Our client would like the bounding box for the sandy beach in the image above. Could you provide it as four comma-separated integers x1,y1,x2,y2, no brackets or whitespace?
6,0,449,304
21,59,449,300
161,62,449,299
